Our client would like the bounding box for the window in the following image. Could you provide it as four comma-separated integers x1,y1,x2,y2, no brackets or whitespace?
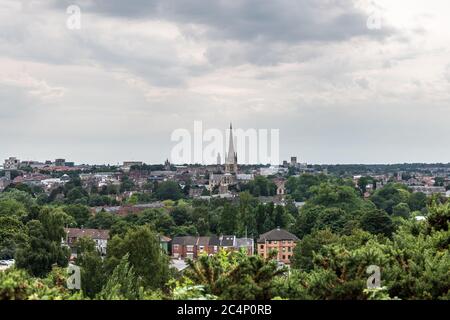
173,245,179,250
273,241,277,244
288,247,292,252
282,247,286,252
260,245,264,249
186,245,194,252
282,255,286,260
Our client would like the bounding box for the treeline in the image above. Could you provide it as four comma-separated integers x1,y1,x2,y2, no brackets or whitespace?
0,174,449,300
317,163,450,176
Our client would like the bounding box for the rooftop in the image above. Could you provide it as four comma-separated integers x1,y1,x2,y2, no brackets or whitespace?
257,228,299,243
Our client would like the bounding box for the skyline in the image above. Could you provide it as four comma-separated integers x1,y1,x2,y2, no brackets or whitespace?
1,1,450,164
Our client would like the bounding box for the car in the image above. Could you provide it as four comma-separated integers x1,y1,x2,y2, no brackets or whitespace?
0,259,15,266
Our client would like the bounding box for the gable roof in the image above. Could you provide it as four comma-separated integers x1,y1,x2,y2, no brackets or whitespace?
65,228,109,240
257,228,298,243
197,236,210,246
159,235,172,242
172,236,198,246
220,235,235,247
208,235,220,246
236,238,254,248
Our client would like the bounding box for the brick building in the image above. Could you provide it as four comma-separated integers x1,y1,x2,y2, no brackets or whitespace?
171,235,253,260
257,227,298,265
64,228,110,257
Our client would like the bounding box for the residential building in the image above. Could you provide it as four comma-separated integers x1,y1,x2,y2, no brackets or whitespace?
290,156,297,167
93,202,165,216
172,236,198,259
171,235,253,260
54,158,66,167
64,228,110,256
257,227,299,265
122,161,143,172
0,177,11,192
159,235,172,254
410,186,446,196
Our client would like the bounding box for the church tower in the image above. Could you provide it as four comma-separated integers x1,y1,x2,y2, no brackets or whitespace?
217,152,221,165
225,123,238,174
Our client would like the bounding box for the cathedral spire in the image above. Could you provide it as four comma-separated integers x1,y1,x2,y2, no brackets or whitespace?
226,123,235,165
225,123,238,174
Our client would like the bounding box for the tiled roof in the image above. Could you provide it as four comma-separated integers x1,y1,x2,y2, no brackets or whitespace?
257,228,299,243
208,235,220,246
65,228,109,240
236,238,254,247
160,235,172,242
220,235,235,247
197,236,210,246
172,236,198,245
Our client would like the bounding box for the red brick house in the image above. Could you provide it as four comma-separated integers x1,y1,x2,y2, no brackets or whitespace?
257,227,298,265
171,235,253,260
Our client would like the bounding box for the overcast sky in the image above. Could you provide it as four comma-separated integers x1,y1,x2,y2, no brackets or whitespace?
1,0,450,165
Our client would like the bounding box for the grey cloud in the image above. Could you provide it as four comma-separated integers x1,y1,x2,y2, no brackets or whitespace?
51,0,393,43
0,85,38,119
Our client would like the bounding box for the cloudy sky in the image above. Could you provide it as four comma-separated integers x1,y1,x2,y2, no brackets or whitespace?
1,0,450,165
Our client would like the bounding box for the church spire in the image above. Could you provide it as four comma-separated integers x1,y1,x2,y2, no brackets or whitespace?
225,123,238,174
226,123,235,165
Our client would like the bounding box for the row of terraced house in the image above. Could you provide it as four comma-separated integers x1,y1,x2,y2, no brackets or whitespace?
172,227,299,265
63,227,299,265
172,235,254,259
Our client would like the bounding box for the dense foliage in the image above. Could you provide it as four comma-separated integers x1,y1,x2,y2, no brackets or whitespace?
0,173,449,300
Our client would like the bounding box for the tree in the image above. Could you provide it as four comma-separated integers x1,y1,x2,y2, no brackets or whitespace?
392,202,411,218
274,205,287,229
86,211,118,229
293,205,353,238
291,229,339,271
0,198,28,219
238,192,257,237
309,183,372,213
15,208,71,277
75,237,106,298
244,176,276,197
255,204,267,235
357,176,374,194
285,174,327,201
136,209,175,235
66,187,89,203
63,204,91,227
360,209,394,237
0,216,28,259
219,203,238,235
316,208,349,234
370,183,410,214
98,254,143,300
105,226,169,290
407,192,427,212
427,202,450,231
185,250,286,300
0,189,35,210
120,175,135,193
154,181,183,200
0,267,83,300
